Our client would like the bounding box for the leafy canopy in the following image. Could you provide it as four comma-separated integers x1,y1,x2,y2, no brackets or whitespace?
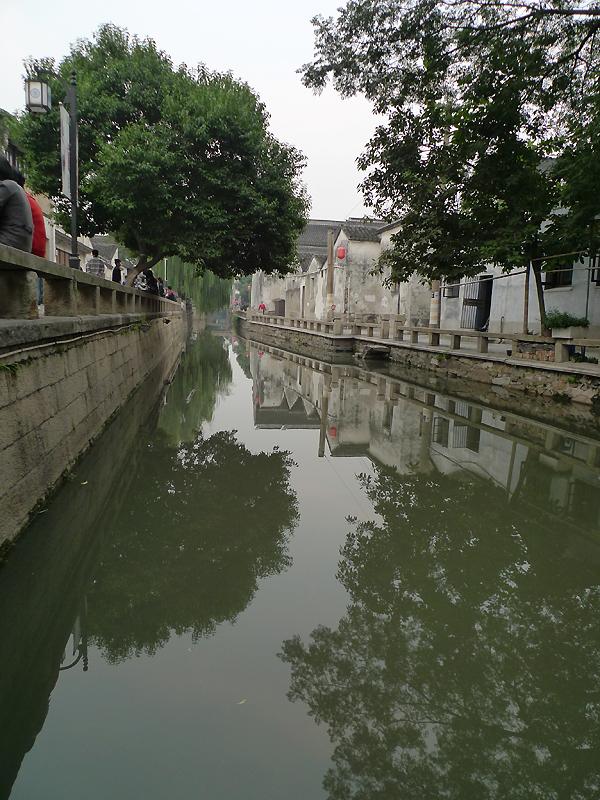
19,24,309,279
300,0,600,291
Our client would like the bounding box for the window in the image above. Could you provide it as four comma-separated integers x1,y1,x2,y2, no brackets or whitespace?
453,423,481,452
432,416,450,447
55,249,70,266
443,279,460,298
544,264,573,288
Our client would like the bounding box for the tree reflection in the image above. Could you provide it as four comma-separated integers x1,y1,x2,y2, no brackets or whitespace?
88,430,298,663
158,330,232,445
280,463,600,799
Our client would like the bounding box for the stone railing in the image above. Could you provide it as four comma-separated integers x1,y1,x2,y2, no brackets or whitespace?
0,243,179,320
241,309,600,365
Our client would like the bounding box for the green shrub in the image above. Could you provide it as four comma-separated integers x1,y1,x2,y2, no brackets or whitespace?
544,309,589,329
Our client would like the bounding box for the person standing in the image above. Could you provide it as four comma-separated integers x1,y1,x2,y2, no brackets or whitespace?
112,258,122,283
258,301,266,314
13,169,47,258
86,249,106,278
0,155,33,253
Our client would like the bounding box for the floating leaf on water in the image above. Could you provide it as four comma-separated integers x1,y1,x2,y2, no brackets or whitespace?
237,699,247,705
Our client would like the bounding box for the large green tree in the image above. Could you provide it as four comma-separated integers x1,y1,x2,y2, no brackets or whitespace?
300,0,600,324
19,24,309,282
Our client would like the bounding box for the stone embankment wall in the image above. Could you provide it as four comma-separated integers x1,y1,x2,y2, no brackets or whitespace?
391,347,600,407
236,317,354,355
0,313,185,545
237,315,600,408
0,348,178,794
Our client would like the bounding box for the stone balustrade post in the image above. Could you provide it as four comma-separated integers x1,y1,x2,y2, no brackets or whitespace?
44,277,78,316
0,270,39,319
554,341,569,363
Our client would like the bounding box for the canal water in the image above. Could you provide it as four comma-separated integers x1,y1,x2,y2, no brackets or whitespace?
2,326,600,799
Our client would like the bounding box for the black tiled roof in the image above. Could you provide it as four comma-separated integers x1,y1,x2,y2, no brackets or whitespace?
342,224,381,242
297,220,343,248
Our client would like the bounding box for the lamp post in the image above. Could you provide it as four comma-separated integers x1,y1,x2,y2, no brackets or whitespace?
25,69,80,270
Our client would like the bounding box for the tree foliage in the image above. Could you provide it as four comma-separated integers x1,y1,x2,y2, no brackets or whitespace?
157,257,232,314
280,462,600,798
301,0,600,300
19,24,309,280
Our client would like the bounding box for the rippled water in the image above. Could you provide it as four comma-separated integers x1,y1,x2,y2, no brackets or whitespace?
2,326,600,800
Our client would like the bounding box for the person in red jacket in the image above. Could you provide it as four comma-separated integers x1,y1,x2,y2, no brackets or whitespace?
13,169,47,258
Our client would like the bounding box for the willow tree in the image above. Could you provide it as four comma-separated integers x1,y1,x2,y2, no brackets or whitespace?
19,24,309,282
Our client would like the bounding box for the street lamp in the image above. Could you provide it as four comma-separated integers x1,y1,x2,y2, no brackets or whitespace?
25,69,80,270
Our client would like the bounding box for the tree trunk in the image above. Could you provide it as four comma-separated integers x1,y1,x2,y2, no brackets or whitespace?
531,261,549,336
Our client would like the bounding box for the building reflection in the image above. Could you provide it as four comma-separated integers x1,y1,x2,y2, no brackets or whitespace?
246,339,600,543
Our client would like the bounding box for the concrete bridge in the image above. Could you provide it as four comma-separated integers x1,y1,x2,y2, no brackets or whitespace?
0,244,185,546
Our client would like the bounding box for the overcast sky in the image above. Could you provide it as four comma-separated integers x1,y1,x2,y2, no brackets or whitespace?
1,0,382,221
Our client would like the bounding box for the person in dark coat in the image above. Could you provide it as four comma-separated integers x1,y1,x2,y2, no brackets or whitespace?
0,156,33,253
144,268,159,295
112,258,122,283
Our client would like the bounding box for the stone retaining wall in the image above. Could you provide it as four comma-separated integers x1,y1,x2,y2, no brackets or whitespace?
238,315,600,408
390,346,600,407
0,313,185,545
237,316,353,355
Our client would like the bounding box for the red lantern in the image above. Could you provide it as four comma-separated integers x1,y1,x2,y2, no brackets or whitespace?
329,426,338,438
337,246,346,260
248,285,251,290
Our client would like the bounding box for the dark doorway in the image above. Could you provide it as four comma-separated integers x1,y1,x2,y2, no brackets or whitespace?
460,274,493,330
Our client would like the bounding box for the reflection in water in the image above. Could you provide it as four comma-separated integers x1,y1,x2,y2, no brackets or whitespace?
86,331,298,662
87,428,298,662
241,339,600,799
0,335,184,800
0,330,296,798
158,329,232,445
245,338,600,542
4,329,600,799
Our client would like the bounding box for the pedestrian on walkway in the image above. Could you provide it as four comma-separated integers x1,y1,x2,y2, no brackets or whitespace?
86,249,106,277
112,258,122,283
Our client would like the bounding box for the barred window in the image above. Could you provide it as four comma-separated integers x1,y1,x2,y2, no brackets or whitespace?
443,279,460,298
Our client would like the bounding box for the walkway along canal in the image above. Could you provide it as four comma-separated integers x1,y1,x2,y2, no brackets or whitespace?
237,308,600,407
1,328,600,799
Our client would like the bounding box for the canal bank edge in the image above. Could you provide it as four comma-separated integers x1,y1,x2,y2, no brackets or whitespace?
236,314,600,410
0,312,186,547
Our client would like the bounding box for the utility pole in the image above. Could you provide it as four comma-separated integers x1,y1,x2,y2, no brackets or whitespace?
429,280,441,327
326,228,334,321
